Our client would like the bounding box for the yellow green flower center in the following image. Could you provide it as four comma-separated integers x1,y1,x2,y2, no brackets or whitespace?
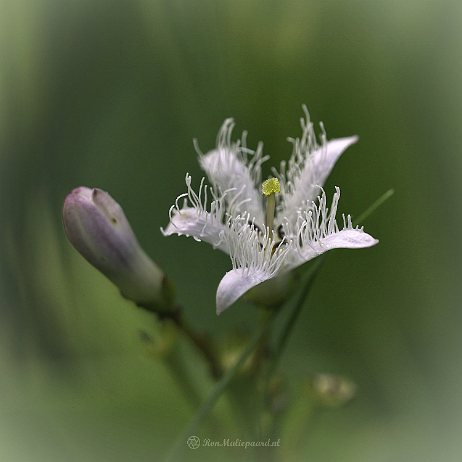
262,178,280,236
262,177,281,196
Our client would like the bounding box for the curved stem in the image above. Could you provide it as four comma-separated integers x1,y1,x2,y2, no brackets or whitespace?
259,255,327,433
353,188,394,226
169,308,223,379
269,256,326,379
163,310,276,462
162,345,203,409
257,189,395,432
140,303,223,380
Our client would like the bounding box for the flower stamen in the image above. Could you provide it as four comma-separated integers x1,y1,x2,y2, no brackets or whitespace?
262,177,281,236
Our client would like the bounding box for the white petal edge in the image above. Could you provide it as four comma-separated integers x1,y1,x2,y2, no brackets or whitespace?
198,119,266,223
161,207,229,254
280,136,358,220
310,136,359,188
297,228,378,264
216,267,273,315
200,149,265,224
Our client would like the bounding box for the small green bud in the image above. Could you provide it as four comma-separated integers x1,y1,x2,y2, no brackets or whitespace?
311,373,357,407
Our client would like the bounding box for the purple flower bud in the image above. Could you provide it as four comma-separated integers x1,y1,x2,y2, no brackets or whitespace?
63,187,174,313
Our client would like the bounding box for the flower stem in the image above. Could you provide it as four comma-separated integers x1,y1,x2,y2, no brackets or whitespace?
353,188,394,226
272,257,325,371
162,345,203,409
257,189,395,430
162,346,225,440
163,310,276,462
169,307,223,380
261,255,327,421
140,303,223,379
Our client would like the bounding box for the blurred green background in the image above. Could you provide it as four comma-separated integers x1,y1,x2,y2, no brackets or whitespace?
1,0,461,461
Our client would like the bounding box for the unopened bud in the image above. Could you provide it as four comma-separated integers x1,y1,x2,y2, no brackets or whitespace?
62,187,174,313
311,373,357,407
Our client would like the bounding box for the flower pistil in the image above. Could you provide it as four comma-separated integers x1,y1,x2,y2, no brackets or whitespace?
262,177,281,237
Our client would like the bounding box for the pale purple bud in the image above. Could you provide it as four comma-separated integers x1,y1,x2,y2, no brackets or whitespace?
63,187,174,313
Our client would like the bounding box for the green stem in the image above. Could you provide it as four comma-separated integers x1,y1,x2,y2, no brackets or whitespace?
269,256,326,378
163,311,275,462
257,255,327,440
163,346,225,440
258,188,395,431
225,307,273,444
142,303,223,380
353,188,394,226
163,345,203,409
254,308,272,373
252,308,274,440
169,309,223,379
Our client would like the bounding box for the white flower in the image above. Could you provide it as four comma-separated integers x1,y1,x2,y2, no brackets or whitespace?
162,107,378,315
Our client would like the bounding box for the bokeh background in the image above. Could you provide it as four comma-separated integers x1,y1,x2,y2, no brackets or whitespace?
1,0,461,461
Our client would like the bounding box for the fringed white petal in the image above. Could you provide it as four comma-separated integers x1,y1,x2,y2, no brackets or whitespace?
311,137,358,189
198,119,267,224
275,107,358,223
319,227,378,249
161,207,229,253
279,136,357,222
214,214,292,313
216,267,273,315
223,215,291,273
290,187,378,267
298,228,378,263
161,173,231,252
212,214,293,314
